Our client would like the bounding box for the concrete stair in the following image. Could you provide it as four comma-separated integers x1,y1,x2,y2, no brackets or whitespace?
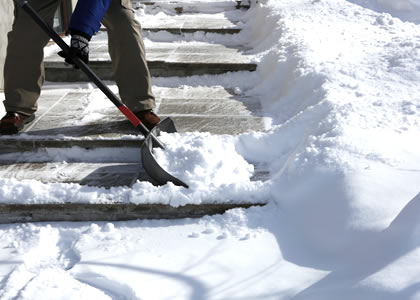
0,202,264,224
0,85,268,193
0,1,267,222
44,3,256,81
134,12,244,34
45,41,256,81
136,0,251,12
0,86,266,150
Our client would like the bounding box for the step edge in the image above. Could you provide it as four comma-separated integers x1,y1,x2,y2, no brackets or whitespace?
0,202,267,223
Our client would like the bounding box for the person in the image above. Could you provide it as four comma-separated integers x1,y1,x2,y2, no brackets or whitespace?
0,0,160,134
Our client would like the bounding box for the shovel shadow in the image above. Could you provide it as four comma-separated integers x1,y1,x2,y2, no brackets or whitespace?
78,163,151,188
75,262,209,300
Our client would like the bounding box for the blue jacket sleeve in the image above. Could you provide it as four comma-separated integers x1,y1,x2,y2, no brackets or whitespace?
68,0,112,39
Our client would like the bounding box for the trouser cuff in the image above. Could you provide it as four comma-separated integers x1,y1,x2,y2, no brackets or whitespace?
123,98,156,112
3,102,36,116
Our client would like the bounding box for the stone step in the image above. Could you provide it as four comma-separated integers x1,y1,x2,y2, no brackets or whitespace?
0,86,266,152
0,202,264,223
137,13,242,34
0,139,141,154
0,2,265,220
100,11,243,34
136,0,249,13
0,84,268,189
0,161,148,188
44,39,256,81
142,26,241,35
0,159,269,187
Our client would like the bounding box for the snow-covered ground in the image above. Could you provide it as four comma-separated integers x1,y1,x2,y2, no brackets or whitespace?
1,0,420,298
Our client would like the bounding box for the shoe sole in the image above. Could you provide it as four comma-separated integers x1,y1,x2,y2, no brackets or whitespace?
0,114,35,135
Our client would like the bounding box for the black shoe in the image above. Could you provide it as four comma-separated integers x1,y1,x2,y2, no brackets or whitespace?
0,112,35,134
134,110,160,131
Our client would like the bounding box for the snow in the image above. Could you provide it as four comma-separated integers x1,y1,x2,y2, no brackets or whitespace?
1,0,420,298
346,0,420,23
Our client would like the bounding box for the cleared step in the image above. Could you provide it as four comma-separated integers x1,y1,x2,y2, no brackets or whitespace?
137,13,243,34
0,161,149,188
136,0,249,12
0,202,265,223
0,85,267,151
44,39,257,81
99,11,243,34
0,139,141,154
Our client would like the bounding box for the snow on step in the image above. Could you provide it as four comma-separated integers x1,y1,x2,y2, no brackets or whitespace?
0,148,269,188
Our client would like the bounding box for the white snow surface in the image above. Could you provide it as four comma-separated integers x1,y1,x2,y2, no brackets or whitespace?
1,0,420,299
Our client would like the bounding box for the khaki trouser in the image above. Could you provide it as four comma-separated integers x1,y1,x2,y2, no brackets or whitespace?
3,0,155,115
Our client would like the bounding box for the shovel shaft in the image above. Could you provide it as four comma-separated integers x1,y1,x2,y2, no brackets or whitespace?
17,0,165,149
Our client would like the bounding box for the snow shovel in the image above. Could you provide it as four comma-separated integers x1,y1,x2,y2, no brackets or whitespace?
16,0,189,189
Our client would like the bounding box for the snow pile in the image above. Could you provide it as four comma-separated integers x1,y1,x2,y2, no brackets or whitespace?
347,0,420,23
154,132,254,188
237,0,420,241
0,208,324,299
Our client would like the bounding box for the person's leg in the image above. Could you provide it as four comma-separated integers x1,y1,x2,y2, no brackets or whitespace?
101,0,155,112
3,0,62,116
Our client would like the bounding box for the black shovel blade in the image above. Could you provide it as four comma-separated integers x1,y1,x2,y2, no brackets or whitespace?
140,118,189,188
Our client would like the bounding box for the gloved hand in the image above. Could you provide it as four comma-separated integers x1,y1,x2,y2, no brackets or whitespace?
58,34,90,67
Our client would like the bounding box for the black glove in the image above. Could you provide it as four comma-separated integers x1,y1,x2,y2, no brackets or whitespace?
58,34,90,67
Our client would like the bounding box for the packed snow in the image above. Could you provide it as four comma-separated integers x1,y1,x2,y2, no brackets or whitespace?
1,0,420,298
